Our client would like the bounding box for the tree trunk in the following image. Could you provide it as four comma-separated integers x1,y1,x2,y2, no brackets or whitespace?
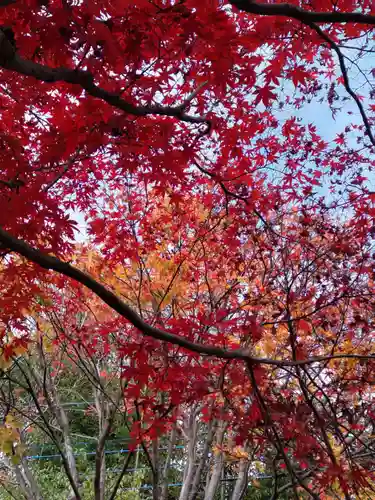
3,451,43,500
21,458,43,500
204,422,226,500
152,438,161,500
7,460,36,500
33,345,81,498
179,409,199,500
94,383,110,500
230,459,250,500
46,375,80,488
189,419,216,500
13,462,33,500
161,425,177,500
94,418,110,500
15,358,82,500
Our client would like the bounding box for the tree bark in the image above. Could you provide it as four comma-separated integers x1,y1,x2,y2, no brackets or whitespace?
94,414,111,500
230,458,250,500
152,438,161,500
161,425,177,500
21,457,43,500
204,421,226,500
6,459,36,500
179,408,199,500
32,345,81,497
94,377,111,500
189,419,216,500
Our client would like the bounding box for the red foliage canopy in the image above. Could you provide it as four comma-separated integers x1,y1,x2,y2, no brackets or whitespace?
0,0,375,497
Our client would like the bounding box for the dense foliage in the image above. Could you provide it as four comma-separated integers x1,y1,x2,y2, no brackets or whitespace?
0,0,374,498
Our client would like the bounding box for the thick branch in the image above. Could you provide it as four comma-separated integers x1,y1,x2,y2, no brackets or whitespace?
0,226,248,360
0,30,208,128
229,0,375,25
0,226,374,368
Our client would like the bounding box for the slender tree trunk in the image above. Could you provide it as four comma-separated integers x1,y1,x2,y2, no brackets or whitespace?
135,444,140,470
6,459,35,500
94,416,111,500
179,410,199,500
13,463,33,500
94,383,109,500
179,445,195,500
189,419,216,500
32,346,81,497
4,450,43,500
161,425,177,500
152,438,161,500
14,359,82,500
204,422,226,500
21,458,43,500
46,379,80,486
204,454,224,500
230,459,250,500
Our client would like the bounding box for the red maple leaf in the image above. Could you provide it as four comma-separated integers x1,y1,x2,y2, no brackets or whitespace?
253,85,277,107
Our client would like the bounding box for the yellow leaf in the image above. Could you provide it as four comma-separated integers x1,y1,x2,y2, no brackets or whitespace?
5,414,21,430
262,337,276,355
13,345,27,357
11,455,21,465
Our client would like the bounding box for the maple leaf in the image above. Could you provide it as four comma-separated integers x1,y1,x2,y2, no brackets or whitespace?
298,319,311,333
253,85,277,107
288,66,313,87
335,134,345,145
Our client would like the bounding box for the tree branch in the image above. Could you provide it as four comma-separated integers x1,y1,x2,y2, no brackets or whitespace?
0,226,374,368
0,226,248,360
0,30,209,129
305,21,375,147
108,451,134,500
228,3,375,146
229,1,375,26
